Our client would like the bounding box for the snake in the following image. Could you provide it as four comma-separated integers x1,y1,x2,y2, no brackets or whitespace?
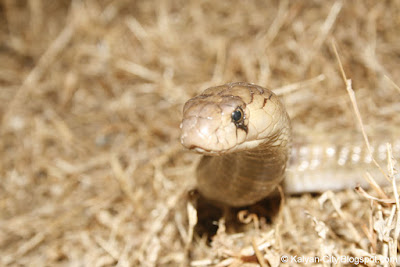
180,82,400,207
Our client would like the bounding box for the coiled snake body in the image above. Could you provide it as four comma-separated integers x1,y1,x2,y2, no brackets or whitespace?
180,82,399,207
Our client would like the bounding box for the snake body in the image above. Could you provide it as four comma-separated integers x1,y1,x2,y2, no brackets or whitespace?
180,82,400,207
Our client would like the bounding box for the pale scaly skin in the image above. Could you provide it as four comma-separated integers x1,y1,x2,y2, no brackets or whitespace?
180,82,291,207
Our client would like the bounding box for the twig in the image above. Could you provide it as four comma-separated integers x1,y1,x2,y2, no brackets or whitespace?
274,74,326,96
384,75,400,94
355,187,395,204
2,19,75,126
252,239,267,267
331,40,390,183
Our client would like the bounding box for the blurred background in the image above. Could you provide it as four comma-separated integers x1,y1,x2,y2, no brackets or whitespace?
1,0,400,266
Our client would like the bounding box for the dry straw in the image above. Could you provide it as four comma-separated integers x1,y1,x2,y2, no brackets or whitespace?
1,0,400,266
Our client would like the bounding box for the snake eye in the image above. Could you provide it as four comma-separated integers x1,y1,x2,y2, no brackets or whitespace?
232,107,244,123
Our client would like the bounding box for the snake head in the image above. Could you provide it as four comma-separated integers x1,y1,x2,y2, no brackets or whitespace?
180,82,290,155
180,92,248,154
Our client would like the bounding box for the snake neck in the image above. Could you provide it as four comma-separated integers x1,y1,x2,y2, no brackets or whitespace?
196,127,291,207
237,129,291,185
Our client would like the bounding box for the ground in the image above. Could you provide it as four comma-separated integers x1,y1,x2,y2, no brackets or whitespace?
1,0,400,266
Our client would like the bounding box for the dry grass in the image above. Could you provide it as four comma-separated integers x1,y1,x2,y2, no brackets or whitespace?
1,0,400,266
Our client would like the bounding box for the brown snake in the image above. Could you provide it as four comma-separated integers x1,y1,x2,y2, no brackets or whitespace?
180,82,400,207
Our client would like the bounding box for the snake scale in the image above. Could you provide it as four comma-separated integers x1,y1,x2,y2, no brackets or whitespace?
180,82,400,207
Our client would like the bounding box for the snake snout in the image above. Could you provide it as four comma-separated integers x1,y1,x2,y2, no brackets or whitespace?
180,116,220,152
